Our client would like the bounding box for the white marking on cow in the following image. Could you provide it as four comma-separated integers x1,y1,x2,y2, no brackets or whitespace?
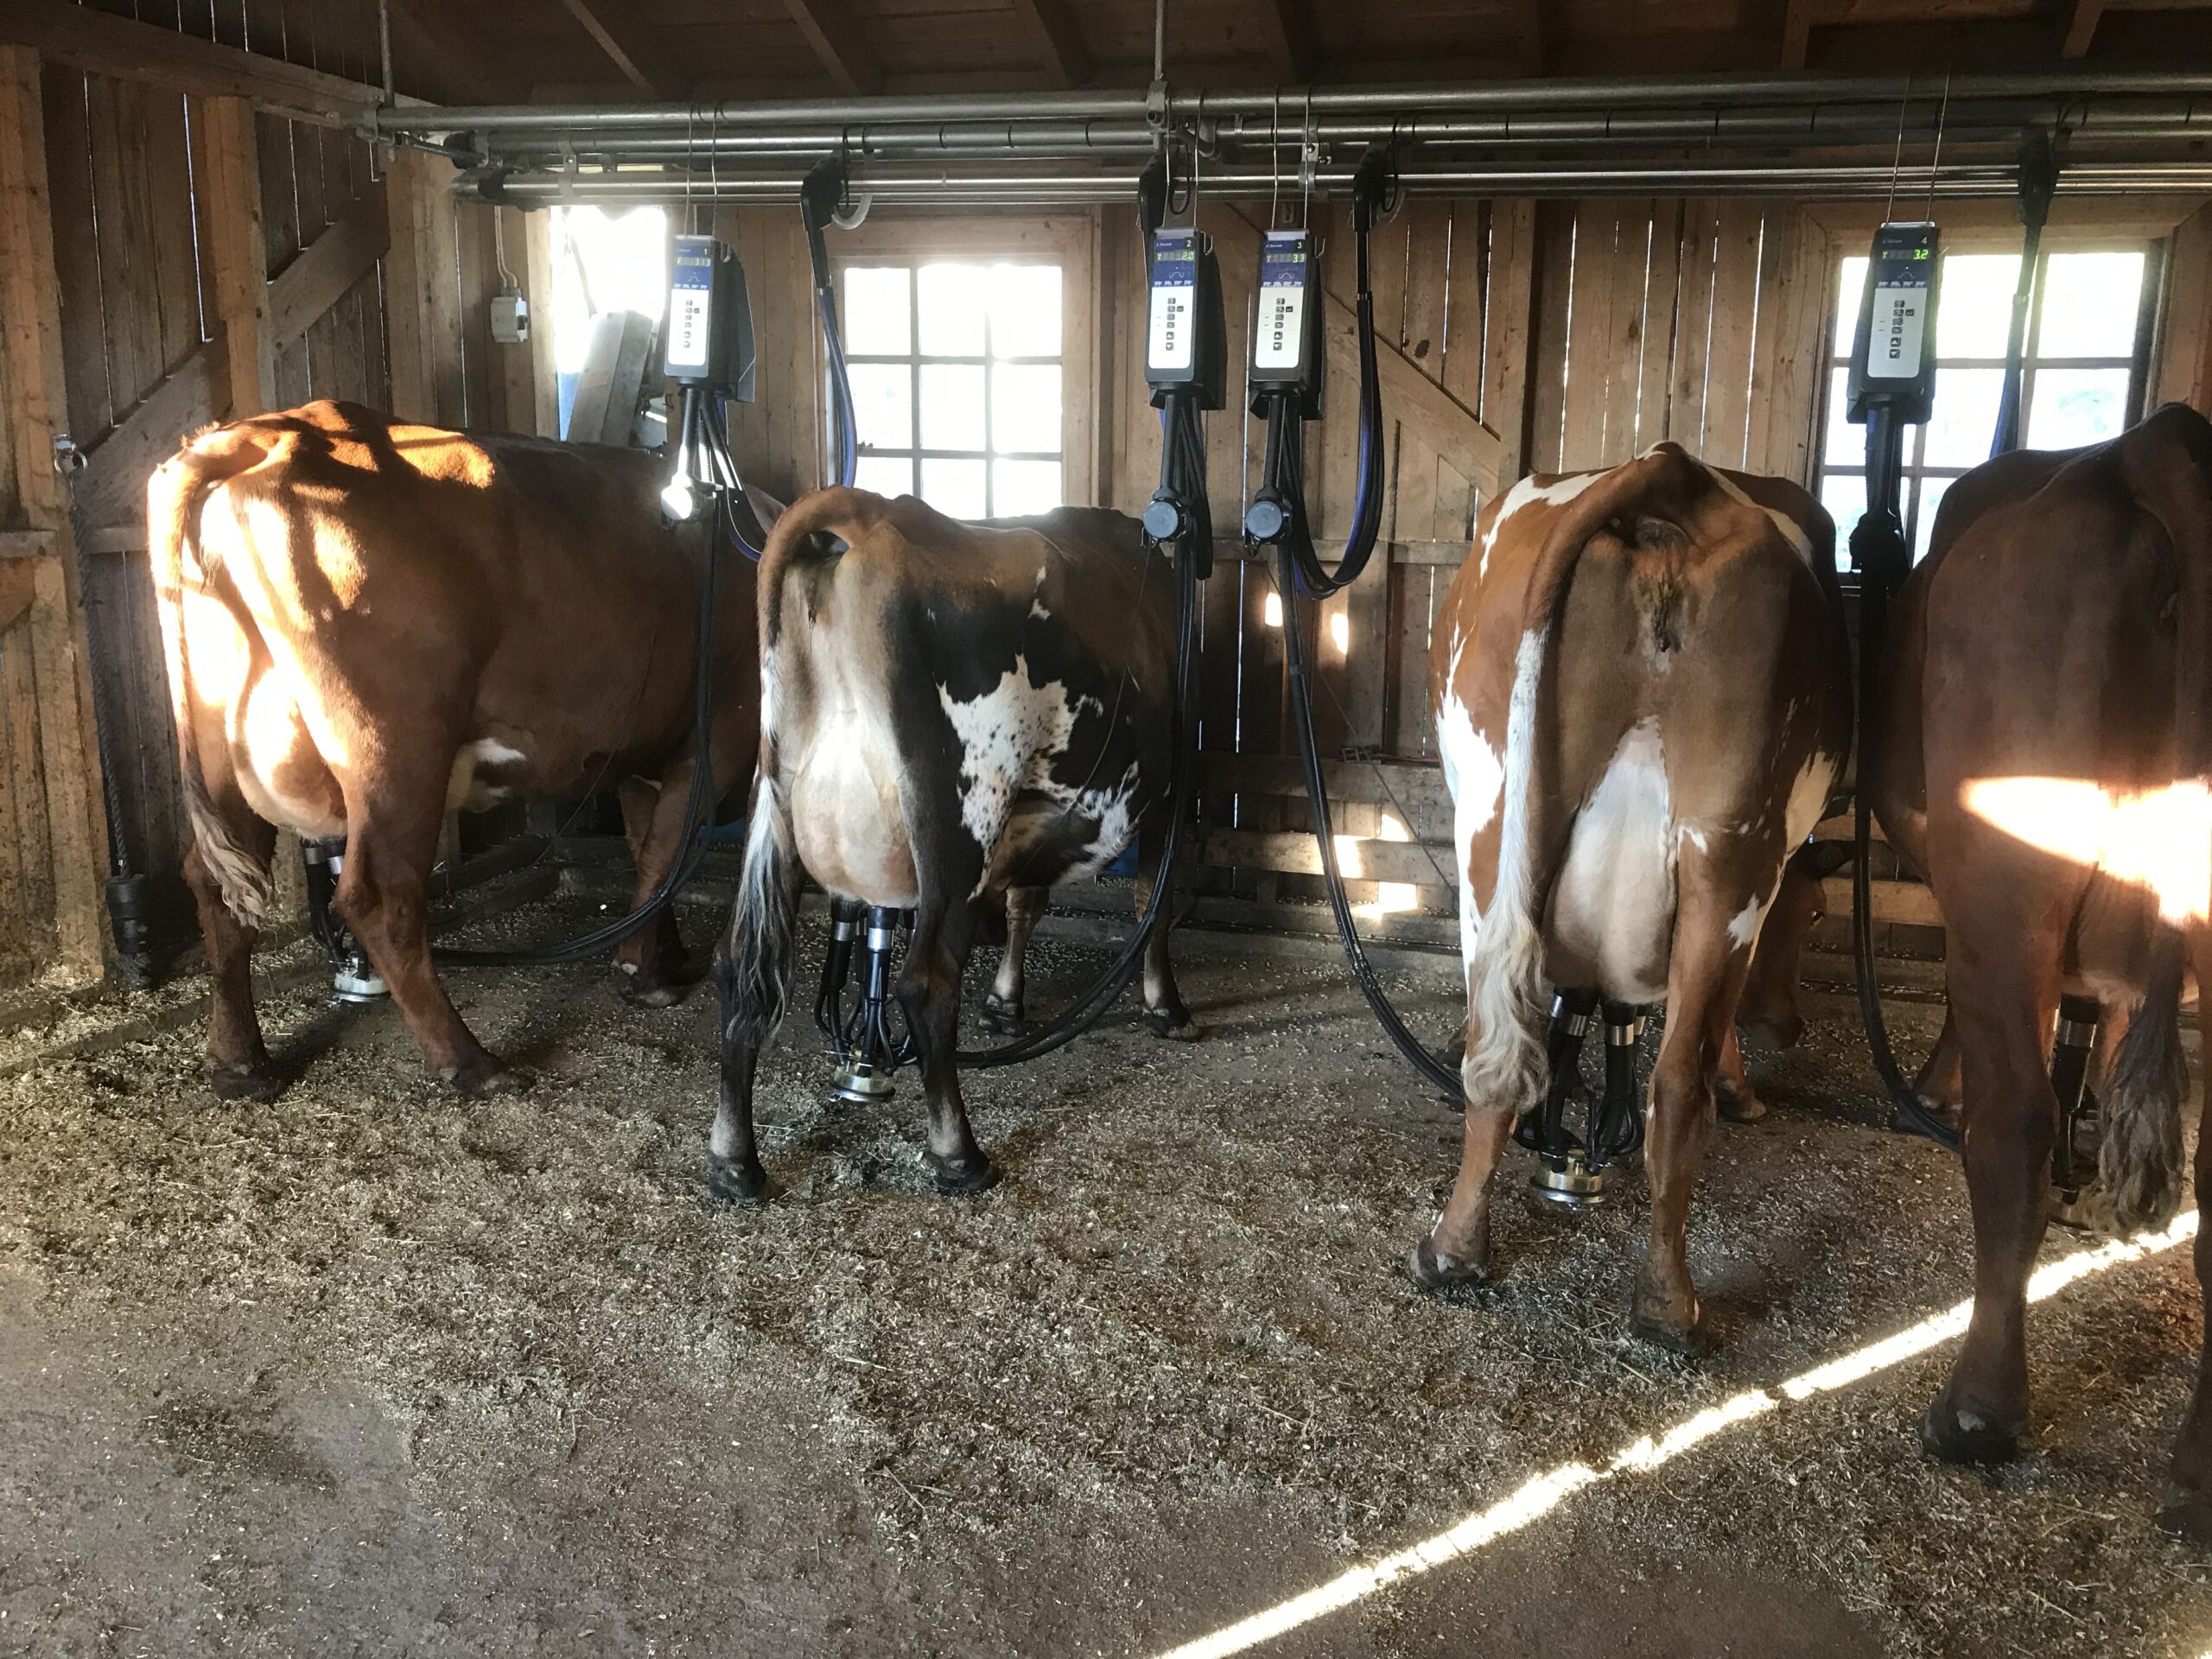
1436,638,1503,973
1549,718,1675,1004
1679,823,1709,856
758,644,779,747
1707,467,1815,563
1478,472,1601,580
1030,600,1052,621
445,737,531,814
1459,627,1552,1110
1783,750,1839,849
938,655,1103,849
1727,893,1768,950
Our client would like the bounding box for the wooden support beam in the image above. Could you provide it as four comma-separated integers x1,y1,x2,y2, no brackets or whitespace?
783,0,885,97
0,1,392,124
1781,0,1820,67
1254,0,1316,82
2062,0,2109,55
269,181,389,346
558,0,680,98
383,147,466,428
1007,0,1090,90
0,46,115,979
73,341,229,531
200,97,276,420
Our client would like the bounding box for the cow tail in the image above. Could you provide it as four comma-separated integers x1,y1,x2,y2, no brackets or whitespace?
2096,932,2190,1232
714,487,877,1051
149,435,273,928
1459,446,1706,1115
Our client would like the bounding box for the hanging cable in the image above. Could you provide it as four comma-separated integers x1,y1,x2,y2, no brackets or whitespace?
1991,131,2057,457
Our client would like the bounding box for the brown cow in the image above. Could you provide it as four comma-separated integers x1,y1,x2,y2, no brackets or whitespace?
1799,406,2209,1528
1408,444,1853,1353
150,400,760,1098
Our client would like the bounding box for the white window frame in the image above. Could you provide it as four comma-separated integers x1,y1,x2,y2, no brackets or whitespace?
1812,232,2163,563
830,214,1101,512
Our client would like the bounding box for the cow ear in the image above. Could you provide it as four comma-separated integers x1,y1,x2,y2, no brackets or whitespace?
745,486,790,532
1792,838,1856,880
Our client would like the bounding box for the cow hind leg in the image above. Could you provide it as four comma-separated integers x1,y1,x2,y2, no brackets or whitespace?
1135,818,1196,1040
1409,974,1524,1291
982,885,1045,1034
334,783,516,1096
1629,849,1761,1357
613,771,701,1008
706,775,799,1205
183,802,280,1101
2158,925,2212,1541
1919,872,2072,1465
899,897,995,1195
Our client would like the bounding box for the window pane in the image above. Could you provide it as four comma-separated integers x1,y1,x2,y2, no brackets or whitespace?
1935,254,2020,359
989,264,1063,358
1835,256,1867,358
920,363,987,451
855,455,914,499
991,363,1062,454
993,459,1062,518
1819,473,1866,565
1913,475,1955,559
921,457,988,519
918,264,988,355
1923,366,2004,467
1821,366,1861,468
2037,251,2144,359
2026,366,2129,450
842,266,911,356
849,363,912,452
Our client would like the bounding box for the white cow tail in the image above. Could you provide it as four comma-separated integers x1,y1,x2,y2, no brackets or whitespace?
149,425,275,928
1458,445,1710,1114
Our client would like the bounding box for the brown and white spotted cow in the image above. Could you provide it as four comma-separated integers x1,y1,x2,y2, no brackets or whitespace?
1764,407,2210,1526
151,401,763,1098
709,487,1194,1205
1408,443,1853,1353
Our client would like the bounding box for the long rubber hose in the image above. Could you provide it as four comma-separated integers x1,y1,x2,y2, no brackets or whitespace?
955,393,1209,1067
1278,545,1462,1097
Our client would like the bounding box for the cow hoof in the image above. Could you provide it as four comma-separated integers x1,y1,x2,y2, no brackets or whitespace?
925,1148,1000,1196
208,1059,283,1103
1918,1397,2021,1465
1717,1081,1767,1123
979,995,1024,1036
1627,1302,1713,1358
620,979,690,1010
1142,1006,1201,1042
444,1061,523,1097
706,1154,773,1207
1892,1096,1961,1137
1407,1235,1491,1293
2156,1491,2212,1547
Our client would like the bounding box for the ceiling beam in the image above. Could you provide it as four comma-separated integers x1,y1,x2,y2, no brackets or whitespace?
1254,0,1316,82
1781,0,1820,67
784,0,886,97
388,0,524,104
2062,0,2109,55
1007,0,1090,90
557,0,680,98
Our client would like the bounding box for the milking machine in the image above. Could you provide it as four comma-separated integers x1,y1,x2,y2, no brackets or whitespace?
1842,219,1964,1154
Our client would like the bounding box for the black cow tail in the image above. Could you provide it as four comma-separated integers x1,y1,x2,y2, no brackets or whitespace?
716,771,799,1054
2098,931,2190,1233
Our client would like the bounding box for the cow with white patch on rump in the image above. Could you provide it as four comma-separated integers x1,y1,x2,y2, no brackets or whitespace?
710,488,1195,1204
1412,443,1853,1354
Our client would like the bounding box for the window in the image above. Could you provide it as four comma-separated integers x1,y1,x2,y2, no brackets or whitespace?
1814,245,2156,565
840,258,1069,519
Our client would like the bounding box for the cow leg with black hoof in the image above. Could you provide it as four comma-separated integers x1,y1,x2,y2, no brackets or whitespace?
1135,820,1198,1042
334,797,518,1096
182,810,283,1102
1409,969,1519,1291
1715,1025,1764,1123
1918,879,2072,1466
612,772,704,1008
898,898,998,1197
1630,856,1760,1359
1901,1009,1967,1135
705,1029,774,1207
981,885,1045,1035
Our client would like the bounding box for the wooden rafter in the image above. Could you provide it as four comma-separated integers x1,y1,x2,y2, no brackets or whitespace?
1781,0,1821,67
1007,0,1090,90
387,0,525,105
784,0,885,97
558,0,680,98
2062,0,2109,56
1254,0,1315,83
0,0,394,123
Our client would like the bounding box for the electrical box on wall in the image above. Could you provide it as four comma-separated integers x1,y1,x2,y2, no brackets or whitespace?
490,290,530,346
